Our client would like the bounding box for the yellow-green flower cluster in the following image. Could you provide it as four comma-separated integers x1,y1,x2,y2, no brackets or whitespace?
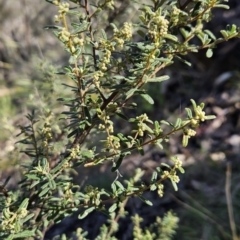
62,183,74,203
93,71,104,87
70,144,80,159
73,37,84,47
157,183,164,197
170,6,181,26
54,2,85,54
84,185,100,205
58,27,70,41
57,28,83,53
184,128,196,137
148,13,169,42
42,122,53,147
194,106,206,121
113,22,132,48
190,118,199,128
1,201,29,232
161,170,180,183
54,2,69,22
136,113,149,136
174,158,182,169
106,135,120,149
136,113,149,122
105,0,115,9
98,49,111,71
98,110,114,133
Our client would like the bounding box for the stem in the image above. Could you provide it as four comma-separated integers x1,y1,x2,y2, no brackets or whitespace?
225,162,238,240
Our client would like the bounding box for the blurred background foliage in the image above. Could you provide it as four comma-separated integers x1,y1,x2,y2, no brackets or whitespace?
1,0,240,239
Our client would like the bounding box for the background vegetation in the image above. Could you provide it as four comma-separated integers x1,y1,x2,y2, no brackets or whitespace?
0,0,240,239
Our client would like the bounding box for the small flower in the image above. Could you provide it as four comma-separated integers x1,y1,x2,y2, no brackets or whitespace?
194,106,206,121
157,184,164,197
171,174,180,183
161,170,170,179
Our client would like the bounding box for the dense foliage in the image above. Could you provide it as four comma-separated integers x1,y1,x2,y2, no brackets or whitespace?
0,0,239,239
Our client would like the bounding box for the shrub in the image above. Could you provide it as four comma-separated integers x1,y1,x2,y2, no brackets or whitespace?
0,0,239,239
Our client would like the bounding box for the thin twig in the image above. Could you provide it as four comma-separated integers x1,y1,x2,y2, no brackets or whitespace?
225,162,239,240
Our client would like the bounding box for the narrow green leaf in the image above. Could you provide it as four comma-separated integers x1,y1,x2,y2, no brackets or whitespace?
116,112,128,121
179,166,185,174
30,181,40,189
174,118,182,128
141,94,154,104
220,30,229,39
111,182,116,193
101,29,107,39
126,88,138,98
190,99,197,109
142,123,154,134
138,196,153,206
115,181,125,191
204,30,216,40
175,55,191,66
151,171,158,181
182,134,189,147
160,120,170,126
206,48,213,58
147,75,169,82
78,207,95,219
185,108,192,118
3,176,11,187
9,230,35,238
138,147,144,156
111,155,124,172
44,25,62,30
137,30,146,39
22,213,35,224
39,187,50,197
164,34,179,42
19,198,29,209
180,28,190,39
170,178,178,191
205,115,216,120
214,4,229,9
161,163,171,168
109,203,118,213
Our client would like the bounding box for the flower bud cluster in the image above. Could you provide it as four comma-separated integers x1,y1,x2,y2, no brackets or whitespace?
194,106,206,121
136,113,150,136
113,22,132,48
149,15,169,41
184,128,196,137
73,37,84,47
174,158,182,169
93,71,104,87
57,28,83,53
54,2,85,54
70,144,80,159
161,170,180,183
2,204,29,232
58,27,70,41
98,110,114,133
157,183,164,197
170,6,181,26
42,126,52,149
105,0,114,9
97,49,111,72
54,2,69,22
106,135,120,149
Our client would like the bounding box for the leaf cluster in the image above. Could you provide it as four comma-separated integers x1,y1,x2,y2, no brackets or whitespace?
0,0,239,239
